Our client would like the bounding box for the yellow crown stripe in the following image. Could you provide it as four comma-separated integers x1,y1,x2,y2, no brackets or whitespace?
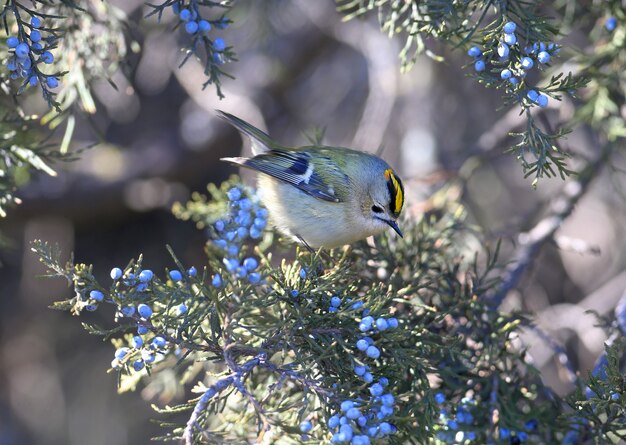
384,169,403,214
392,174,403,212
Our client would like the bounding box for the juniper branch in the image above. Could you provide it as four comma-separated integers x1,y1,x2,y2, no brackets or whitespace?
183,353,265,445
488,138,613,308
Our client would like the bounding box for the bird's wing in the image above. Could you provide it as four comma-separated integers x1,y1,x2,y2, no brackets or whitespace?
222,149,350,203
217,110,279,155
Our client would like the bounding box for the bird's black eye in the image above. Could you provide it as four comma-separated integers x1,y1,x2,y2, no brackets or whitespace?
371,205,384,213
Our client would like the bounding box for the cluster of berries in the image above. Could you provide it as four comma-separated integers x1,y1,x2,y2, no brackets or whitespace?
496,418,539,444
322,372,397,444
468,21,559,109
434,392,539,444
321,292,366,314
170,1,229,65
292,267,401,443
210,187,267,286
300,381,397,443
434,393,478,443
111,334,166,372
100,186,267,377
297,313,400,443
5,15,58,89
106,265,197,372
357,315,399,359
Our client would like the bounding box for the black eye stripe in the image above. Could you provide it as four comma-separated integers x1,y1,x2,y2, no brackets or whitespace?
386,180,396,213
371,205,384,213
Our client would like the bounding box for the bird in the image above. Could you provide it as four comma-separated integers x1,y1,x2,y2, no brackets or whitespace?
218,110,404,249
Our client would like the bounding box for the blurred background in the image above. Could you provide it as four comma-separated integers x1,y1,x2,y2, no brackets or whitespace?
1,0,625,444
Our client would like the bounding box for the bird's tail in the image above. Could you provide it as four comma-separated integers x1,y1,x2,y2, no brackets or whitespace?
217,110,277,155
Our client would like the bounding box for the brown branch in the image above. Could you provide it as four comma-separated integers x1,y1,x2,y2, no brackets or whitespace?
487,140,613,308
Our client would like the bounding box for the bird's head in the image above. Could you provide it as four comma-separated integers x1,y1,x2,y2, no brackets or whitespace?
361,167,404,238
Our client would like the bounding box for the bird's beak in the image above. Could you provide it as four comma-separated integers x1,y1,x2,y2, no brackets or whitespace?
386,220,403,238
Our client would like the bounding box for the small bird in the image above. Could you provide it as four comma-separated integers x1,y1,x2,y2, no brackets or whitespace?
219,111,404,249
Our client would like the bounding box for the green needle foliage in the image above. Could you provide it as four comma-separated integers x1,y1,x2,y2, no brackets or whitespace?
565,340,626,444
0,107,75,217
146,0,236,97
0,0,234,219
32,178,626,444
337,0,624,185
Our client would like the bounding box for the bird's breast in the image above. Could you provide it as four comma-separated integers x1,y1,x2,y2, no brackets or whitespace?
257,176,383,248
